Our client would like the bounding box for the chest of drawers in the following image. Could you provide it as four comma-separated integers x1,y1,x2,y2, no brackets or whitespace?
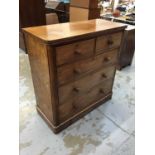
23,19,126,133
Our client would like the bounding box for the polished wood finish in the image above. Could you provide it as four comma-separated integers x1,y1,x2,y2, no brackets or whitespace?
96,32,123,54
117,25,135,70
37,93,112,133
56,39,95,66
23,19,126,133
58,66,115,105
23,19,126,43
24,34,57,125
57,49,118,85
59,79,114,122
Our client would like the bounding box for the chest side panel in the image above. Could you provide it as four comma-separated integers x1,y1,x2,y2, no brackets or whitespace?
24,34,55,124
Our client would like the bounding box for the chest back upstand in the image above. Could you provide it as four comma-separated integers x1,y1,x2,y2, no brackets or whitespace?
23,19,126,133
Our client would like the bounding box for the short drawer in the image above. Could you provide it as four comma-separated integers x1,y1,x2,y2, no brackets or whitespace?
57,49,118,85
96,32,122,54
58,65,115,105
56,39,95,66
58,78,113,123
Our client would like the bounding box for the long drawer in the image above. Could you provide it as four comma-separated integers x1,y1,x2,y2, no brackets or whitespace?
58,65,115,105
96,32,122,54
56,39,95,66
58,78,113,122
57,49,118,85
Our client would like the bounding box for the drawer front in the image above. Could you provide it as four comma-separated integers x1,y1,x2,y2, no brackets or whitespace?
57,49,118,85
56,39,95,66
58,66,115,105
58,79,113,122
96,32,122,54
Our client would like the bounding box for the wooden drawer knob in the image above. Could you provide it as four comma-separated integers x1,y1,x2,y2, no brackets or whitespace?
99,88,105,94
73,68,81,74
74,50,82,55
107,40,113,45
101,73,107,78
104,57,111,62
73,87,80,93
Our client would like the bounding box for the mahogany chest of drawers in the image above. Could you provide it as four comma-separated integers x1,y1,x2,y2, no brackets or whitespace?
23,19,126,133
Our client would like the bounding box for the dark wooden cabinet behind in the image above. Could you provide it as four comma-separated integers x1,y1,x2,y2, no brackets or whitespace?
19,0,46,28
117,25,135,70
19,0,46,51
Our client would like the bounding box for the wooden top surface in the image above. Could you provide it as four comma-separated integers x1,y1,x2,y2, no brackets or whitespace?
23,19,126,43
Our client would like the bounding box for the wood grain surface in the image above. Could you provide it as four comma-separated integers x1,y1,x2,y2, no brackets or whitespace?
23,19,126,44
23,19,126,133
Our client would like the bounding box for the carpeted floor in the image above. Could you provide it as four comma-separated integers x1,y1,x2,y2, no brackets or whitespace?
19,49,135,155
